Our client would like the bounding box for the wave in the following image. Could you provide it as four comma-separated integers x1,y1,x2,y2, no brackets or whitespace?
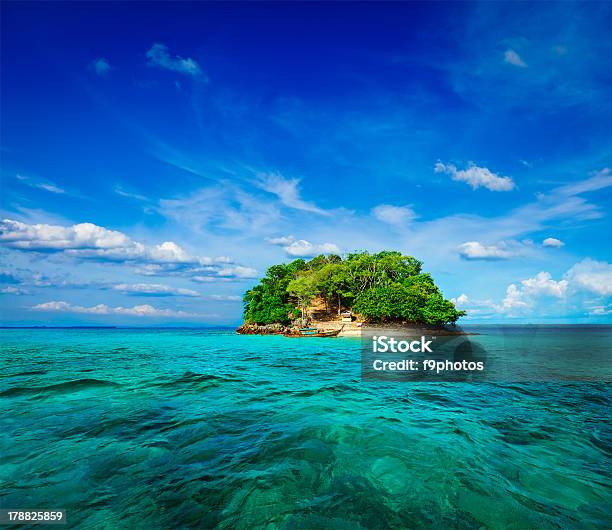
153,371,243,391
267,383,355,398
11,369,48,376
0,378,120,397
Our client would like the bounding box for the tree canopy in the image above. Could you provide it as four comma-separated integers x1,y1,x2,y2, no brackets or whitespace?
243,251,465,326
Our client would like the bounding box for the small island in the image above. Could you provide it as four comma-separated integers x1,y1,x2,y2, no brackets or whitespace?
237,251,465,336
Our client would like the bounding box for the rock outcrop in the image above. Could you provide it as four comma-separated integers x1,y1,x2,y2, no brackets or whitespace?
236,322,289,335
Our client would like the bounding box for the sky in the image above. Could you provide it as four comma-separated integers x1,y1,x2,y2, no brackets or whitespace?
1,1,611,326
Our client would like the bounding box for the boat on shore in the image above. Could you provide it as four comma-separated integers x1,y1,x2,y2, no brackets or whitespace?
284,327,341,338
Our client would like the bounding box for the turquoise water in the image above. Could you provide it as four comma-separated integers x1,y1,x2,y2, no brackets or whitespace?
0,327,610,529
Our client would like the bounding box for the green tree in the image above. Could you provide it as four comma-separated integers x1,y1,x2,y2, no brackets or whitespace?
353,284,424,322
243,251,464,327
420,294,465,325
287,274,319,325
314,262,350,313
243,259,305,324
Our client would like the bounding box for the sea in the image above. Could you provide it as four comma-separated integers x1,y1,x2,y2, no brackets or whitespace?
0,326,610,529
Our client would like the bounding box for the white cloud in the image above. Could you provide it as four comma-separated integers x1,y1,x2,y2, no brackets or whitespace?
216,265,259,279
255,172,330,215
435,162,515,191
497,271,569,314
33,301,197,317
0,286,29,295
450,294,498,316
90,58,111,76
191,276,226,283
266,235,296,245
493,272,568,314
114,186,148,202
146,43,202,78
458,260,611,318
543,237,564,248
521,271,568,298
112,283,200,297
458,241,519,260
555,168,612,196
436,172,612,250
16,174,65,194
499,284,532,312
0,219,133,251
589,305,612,316
206,294,242,302
147,241,192,263
497,263,611,315
0,219,254,281
451,293,470,306
504,49,527,68
372,204,417,226
497,271,571,314
285,240,340,257
564,259,612,296
267,235,340,258
36,183,65,194
159,185,282,235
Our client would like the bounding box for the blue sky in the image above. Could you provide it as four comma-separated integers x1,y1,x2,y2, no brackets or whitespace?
1,1,611,326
